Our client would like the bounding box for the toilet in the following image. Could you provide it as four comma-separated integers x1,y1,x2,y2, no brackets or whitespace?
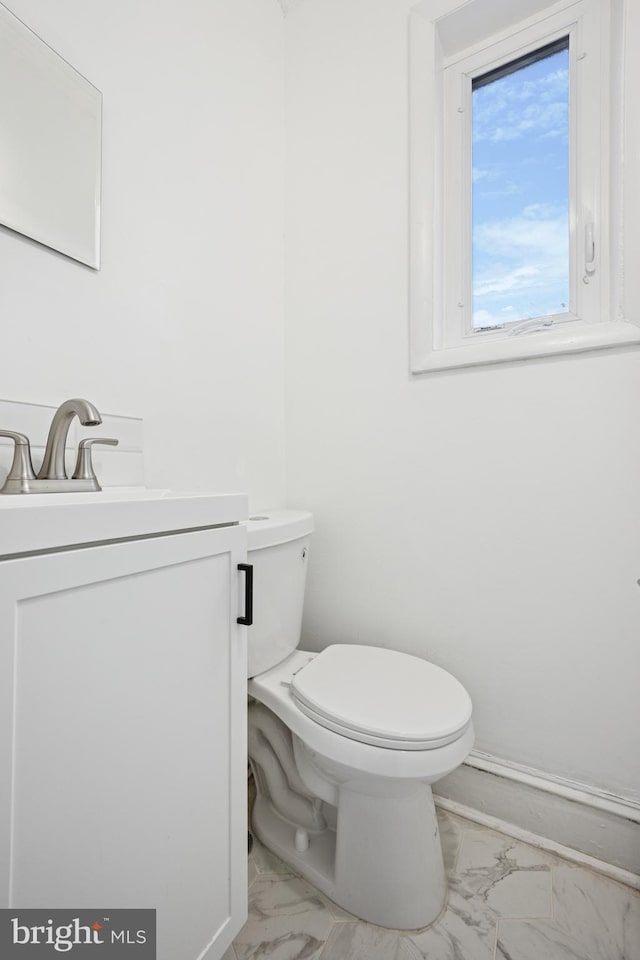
246,510,474,931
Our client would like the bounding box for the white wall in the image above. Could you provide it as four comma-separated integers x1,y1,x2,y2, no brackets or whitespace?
2,0,637,809
0,0,286,509
284,0,640,801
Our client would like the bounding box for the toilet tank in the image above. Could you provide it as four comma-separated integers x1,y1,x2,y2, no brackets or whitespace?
246,510,314,678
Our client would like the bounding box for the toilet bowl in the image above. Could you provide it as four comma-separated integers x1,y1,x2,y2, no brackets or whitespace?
246,511,474,930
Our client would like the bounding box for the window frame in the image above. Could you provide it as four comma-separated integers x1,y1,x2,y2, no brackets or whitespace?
408,0,640,373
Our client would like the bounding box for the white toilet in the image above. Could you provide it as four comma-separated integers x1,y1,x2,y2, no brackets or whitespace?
246,510,474,931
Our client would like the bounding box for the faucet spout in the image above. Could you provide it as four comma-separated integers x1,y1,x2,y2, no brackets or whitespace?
37,398,102,480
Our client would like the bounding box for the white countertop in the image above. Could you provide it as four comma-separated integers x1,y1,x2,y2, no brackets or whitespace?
0,487,248,558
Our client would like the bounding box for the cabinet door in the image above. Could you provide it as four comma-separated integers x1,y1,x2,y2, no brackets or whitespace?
0,525,247,960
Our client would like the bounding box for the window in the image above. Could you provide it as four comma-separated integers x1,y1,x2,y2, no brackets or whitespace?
409,0,639,373
471,38,569,330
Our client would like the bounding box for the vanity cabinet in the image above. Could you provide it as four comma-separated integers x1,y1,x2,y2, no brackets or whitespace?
0,508,248,960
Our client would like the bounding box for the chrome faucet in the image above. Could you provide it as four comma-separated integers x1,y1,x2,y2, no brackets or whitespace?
38,398,102,480
0,398,118,494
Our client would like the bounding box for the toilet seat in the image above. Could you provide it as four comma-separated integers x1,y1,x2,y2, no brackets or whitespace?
290,645,472,750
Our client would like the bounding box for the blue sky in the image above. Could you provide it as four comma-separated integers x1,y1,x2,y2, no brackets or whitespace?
471,47,569,329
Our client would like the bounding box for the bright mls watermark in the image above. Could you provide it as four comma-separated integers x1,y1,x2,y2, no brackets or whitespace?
0,909,156,957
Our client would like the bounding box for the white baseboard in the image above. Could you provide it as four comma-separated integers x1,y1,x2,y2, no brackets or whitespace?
434,750,640,888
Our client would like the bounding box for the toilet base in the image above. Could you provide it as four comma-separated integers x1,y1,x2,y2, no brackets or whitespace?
251,783,447,930
252,793,337,891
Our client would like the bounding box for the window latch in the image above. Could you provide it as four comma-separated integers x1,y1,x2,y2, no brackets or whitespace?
584,221,596,278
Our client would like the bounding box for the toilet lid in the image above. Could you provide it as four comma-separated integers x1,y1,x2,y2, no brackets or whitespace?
290,645,472,750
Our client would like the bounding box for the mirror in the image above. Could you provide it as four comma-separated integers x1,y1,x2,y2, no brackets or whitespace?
0,2,102,268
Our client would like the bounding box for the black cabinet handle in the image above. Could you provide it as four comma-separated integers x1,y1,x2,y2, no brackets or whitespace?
237,563,253,626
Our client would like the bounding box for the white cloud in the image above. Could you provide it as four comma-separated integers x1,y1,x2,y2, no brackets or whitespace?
522,202,559,219
474,264,540,297
473,63,568,144
472,309,500,326
472,205,569,321
474,206,568,262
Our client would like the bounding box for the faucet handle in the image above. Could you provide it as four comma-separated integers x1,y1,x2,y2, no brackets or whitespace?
72,438,119,487
0,431,36,491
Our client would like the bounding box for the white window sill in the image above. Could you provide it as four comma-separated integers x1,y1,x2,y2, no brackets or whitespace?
410,320,640,373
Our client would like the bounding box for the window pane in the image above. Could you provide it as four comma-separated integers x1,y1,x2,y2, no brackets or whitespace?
471,42,569,329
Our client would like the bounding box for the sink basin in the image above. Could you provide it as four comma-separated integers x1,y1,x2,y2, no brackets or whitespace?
0,486,248,558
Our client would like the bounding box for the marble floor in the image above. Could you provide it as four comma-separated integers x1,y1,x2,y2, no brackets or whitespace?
225,808,640,960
